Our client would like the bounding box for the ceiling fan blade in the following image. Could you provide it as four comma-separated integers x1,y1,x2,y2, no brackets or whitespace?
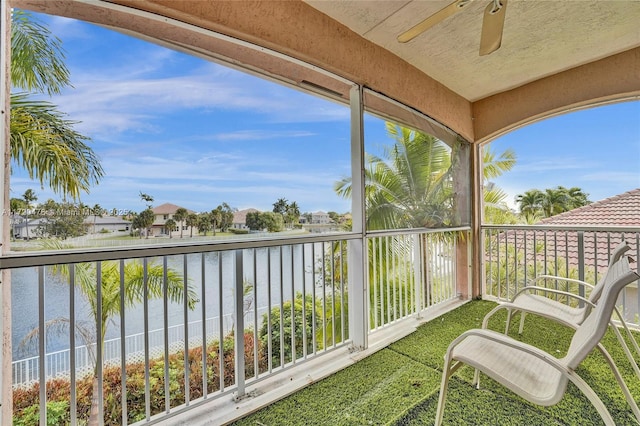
479,0,507,56
397,0,474,43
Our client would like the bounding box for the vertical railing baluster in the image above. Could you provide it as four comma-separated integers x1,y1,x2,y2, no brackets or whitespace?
279,246,285,364
301,244,308,358
162,257,170,412
593,232,599,282
183,254,190,405
321,242,327,348
413,234,421,315
142,258,150,421
340,240,345,341
266,248,273,371
218,253,224,391
69,265,77,425
201,252,207,398
290,246,296,361
38,266,46,425
252,249,259,375
95,262,105,426
371,237,378,329
564,232,569,295
330,242,336,347
234,249,245,398
119,260,128,424
310,244,316,355
578,232,585,306
385,236,391,324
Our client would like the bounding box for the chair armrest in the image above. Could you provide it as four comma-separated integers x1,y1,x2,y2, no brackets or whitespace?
511,286,595,307
529,275,595,290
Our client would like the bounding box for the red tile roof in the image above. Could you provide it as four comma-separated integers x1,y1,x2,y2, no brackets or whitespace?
151,203,195,215
497,189,640,274
538,188,640,227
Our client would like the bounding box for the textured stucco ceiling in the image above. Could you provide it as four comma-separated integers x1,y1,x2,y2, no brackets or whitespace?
304,0,640,102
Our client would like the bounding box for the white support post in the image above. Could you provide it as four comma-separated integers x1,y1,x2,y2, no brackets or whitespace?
348,85,368,350
1,3,11,424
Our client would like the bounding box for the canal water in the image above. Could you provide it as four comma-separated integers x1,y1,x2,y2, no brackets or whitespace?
11,244,329,360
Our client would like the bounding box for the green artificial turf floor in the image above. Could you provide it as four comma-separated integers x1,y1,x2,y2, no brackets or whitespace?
231,300,640,426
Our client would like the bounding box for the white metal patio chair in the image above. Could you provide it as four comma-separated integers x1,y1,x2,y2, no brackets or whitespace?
481,241,640,381
435,254,640,426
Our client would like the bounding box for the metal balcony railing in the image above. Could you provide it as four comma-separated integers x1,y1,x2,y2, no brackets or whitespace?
6,228,464,425
482,225,640,327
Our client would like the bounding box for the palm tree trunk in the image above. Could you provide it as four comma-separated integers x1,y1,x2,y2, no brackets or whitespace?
88,376,101,425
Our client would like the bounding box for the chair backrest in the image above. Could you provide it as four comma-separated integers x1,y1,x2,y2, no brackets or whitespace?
587,241,631,303
564,254,639,369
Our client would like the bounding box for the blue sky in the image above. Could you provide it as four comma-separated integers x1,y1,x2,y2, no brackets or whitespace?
11,11,640,215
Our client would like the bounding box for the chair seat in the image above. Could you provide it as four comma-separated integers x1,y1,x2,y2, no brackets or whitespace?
510,293,587,326
452,331,569,406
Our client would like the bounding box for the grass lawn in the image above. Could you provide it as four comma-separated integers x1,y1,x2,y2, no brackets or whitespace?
232,300,640,426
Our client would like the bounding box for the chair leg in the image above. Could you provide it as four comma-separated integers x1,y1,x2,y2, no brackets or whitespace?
566,371,617,426
518,311,527,334
435,363,452,426
505,308,513,334
596,343,640,422
613,307,640,379
609,321,640,381
435,360,463,426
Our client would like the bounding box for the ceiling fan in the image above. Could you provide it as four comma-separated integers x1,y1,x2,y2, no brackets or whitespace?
397,0,508,56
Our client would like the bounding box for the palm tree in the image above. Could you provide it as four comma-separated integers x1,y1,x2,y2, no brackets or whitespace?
185,213,198,237
335,122,455,230
164,218,176,238
173,207,188,238
210,208,222,236
91,203,103,234
563,186,590,209
483,147,517,224
10,11,103,200
138,208,155,239
22,240,198,425
542,187,570,217
272,198,288,215
515,189,545,216
21,188,37,240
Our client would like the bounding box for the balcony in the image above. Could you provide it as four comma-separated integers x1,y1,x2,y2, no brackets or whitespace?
4,226,639,425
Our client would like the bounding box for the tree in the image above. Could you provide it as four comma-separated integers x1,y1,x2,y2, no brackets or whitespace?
272,198,288,215
262,211,284,232
37,201,88,239
173,207,188,238
23,240,198,425
91,203,103,234
335,123,455,230
137,208,155,239
218,202,235,232
196,212,212,235
139,192,154,209
210,207,222,236
515,189,545,217
515,186,591,220
164,218,176,238
185,213,198,237
21,188,37,240
482,147,517,224
10,11,103,200
246,211,264,231
285,202,301,228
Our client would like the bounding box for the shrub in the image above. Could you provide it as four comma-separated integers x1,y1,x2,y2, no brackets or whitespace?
228,228,249,234
258,292,323,367
13,331,267,425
